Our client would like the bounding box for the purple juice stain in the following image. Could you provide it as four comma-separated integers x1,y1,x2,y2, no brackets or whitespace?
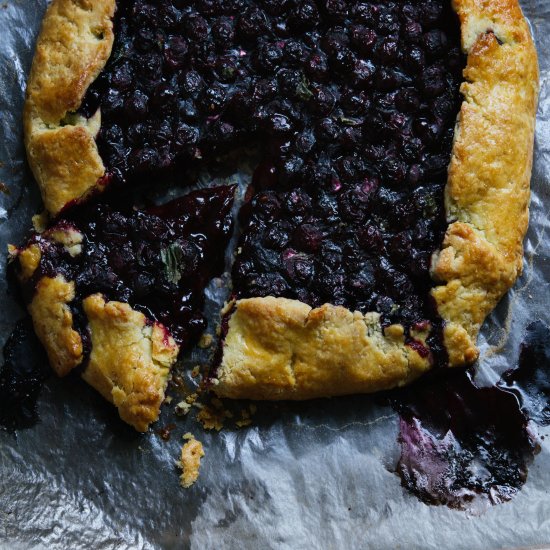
0,318,51,433
391,321,550,510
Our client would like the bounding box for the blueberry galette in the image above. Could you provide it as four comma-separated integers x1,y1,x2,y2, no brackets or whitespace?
18,0,538,425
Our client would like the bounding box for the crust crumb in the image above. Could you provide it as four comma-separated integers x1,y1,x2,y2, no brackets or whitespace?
170,373,192,394
196,400,233,431
178,434,204,488
191,365,201,378
186,392,198,405
236,403,258,428
32,212,49,233
198,333,213,349
175,400,192,416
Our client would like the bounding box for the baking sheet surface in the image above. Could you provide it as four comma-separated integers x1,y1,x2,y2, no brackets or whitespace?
1,1,550,548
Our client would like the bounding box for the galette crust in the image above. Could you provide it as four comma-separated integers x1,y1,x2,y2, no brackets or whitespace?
28,275,84,377
23,0,539,403
13,243,85,376
82,294,179,432
24,0,115,215
214,297,431,400
432,0,539,366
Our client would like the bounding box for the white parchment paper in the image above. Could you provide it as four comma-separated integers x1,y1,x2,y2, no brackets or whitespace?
1,2,550,548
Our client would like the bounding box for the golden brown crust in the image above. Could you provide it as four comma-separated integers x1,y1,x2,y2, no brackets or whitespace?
179,434,204,488
13,242,84,377
24,0,115,215
214,297,431,400
17,243,42,281
26,122,107,216
28,275,84,377
432,0,539,365
215,0,539,399
81,294,179,432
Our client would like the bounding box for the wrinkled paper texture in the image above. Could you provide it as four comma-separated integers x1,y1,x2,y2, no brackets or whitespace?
1,1,550,548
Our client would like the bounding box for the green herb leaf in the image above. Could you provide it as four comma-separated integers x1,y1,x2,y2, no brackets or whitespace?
160,243,185,284
338,116,362,126
422,195,438,217
296,77,314,100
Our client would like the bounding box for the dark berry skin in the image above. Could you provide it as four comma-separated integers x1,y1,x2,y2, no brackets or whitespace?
79,0,465,343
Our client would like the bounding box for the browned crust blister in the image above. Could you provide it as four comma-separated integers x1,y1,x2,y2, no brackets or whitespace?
24,0,115,215
22,0,539,409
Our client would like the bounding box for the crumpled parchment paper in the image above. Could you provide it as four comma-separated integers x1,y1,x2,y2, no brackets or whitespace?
1,1,550,548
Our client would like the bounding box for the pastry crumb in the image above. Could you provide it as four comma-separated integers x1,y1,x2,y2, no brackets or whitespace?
236,404,257,428
235,406,255,428
178,434,204,488
164,395,173,404
31,212,48,233
175,400,191,416
170,373,191,394
191,365,201,378
197,403,232,431
185,392,198,405
236,418,252,428
198,333,213,348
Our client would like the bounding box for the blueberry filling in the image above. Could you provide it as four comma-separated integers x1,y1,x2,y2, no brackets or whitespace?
16,186,235,348
79,0,465,360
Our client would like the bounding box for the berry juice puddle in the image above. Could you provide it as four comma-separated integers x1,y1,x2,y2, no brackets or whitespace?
390,321,550,510
78,0,465,357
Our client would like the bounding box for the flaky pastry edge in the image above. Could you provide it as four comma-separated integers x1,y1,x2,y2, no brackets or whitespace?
24,0,115,216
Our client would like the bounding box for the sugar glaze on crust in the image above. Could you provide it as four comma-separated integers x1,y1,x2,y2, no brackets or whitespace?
214,0,539,399
23,0,539,404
